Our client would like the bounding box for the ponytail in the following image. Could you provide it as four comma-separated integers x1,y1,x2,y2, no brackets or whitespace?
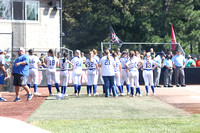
63,52,67,63
104,49,110,60
129,51,135,63
89,51,93,62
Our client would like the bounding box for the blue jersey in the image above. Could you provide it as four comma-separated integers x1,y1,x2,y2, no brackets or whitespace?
13,54,29,76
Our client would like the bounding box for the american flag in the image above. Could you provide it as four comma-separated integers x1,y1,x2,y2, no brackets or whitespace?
110,26,123,47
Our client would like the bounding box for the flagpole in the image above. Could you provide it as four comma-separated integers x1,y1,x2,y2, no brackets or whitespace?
109,0,111,50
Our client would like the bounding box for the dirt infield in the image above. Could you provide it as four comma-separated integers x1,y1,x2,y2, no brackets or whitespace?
0,85,200,122
0,87,50,121
155,85,200,114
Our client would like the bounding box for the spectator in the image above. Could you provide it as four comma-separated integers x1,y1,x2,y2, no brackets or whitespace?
135,51,140,58
168,51,173,59
142,50,146,59
196,57,200,67
116,48,121,58
153,51,165,87
5,54,11,62
150,48,155,57
39,53,46,68
81,52,86,69
163,55,173,87
186,55,196,67
172,50,186,87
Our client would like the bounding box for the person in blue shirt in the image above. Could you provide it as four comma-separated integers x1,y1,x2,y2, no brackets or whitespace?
163,55,173,87
171,50,186,87
153,52,165,87
12,47,33,102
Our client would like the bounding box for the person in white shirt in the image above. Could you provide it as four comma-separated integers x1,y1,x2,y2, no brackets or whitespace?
163,55,173,87
44,49,60,95
71,50,83,96
142,53,157,95
59,52,73,96
126,51,143,97
86,51,98,96
27,49,41,96
112,52,123,96
99,49,118,97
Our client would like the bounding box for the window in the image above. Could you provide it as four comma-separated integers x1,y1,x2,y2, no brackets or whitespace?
26,2,39,21
0,0,39,21
0,0,12,20
13,1,23,20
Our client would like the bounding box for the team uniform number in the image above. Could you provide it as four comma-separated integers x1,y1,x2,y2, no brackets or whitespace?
87,62,94,68
105,60,110,65
49,60,55,66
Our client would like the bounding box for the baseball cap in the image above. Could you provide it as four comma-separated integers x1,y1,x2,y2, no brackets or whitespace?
187,55,191,58
17,47,25,52
41,53,46,56
177,49,181,52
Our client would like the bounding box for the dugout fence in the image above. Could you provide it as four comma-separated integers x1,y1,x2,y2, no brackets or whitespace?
101,42,185,56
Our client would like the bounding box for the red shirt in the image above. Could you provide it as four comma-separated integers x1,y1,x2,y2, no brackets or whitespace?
196,60,200,67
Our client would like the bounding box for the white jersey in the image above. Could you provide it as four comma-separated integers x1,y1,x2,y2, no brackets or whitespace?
93,55,100,63
142,59,156,70
99,56,115,76
127,57,140,71
60,59,69,71
114,60,121,72
45,56,58,69
71,56,83,75
86,58,97,70
120,57,128,69
29,55,40,69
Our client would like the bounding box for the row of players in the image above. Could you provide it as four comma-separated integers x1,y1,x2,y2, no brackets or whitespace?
26,48,157,98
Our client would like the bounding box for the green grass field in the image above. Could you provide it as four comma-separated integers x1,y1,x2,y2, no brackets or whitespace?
28,87,200,133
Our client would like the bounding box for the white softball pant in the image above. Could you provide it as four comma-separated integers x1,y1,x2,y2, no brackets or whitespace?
143,70,154,86
72,72,82,85
60,70,69,86
114,71,121,86
46,69,58,85
121,69,130,85
128,70,139,88
27,68,38,84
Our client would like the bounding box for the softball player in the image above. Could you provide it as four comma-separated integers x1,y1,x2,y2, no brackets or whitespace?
120,51,130,95
99,49,118,97
27,49,41,96
126,51,143,97
112,52,123,96
142,53,157,95
71,50,83,96
44,49,60,95
59,52,73,96
86,51,98,96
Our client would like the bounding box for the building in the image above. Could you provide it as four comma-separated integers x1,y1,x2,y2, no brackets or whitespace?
0,0,60,51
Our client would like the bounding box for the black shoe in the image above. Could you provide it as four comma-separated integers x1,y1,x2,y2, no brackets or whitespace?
176,84,180,87
164,85,168,87
168,85,173,87
181,85,186,87
157,85,161,88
